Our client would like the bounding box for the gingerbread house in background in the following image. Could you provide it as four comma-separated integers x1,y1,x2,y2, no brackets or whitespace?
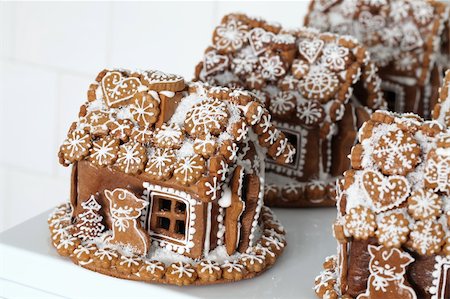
305,0,450,118
314,72,450,299
49,69,293,285
195,13,385,208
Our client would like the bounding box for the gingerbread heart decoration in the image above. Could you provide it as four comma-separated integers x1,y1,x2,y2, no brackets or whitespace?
361,170,410,213
248,28,275,56
298,39,324,64
203,50,229,76
102,71,141,108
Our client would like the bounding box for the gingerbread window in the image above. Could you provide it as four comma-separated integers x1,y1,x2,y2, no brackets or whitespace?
149,193,188,241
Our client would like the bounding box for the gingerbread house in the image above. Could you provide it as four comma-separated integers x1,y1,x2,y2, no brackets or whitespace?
49,69,293,285
314,71,450,299
195,13,385,207
305,0,450,118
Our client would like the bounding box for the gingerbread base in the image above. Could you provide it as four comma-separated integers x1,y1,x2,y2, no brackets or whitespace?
48,203,286,286
264,174,338,208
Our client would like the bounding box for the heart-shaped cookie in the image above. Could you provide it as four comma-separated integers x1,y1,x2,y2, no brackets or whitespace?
298,39,324,64
361,170,410,213
203,51,229,76
248,28,275,56
102,72,141,108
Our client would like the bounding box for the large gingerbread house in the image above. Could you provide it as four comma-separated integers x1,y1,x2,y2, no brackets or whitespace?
305,0,450,118
314,71,450,299
195,13,385,207
49,69,293,285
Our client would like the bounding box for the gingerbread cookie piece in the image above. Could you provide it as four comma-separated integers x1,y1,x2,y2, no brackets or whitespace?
173,154,206,185
407,189,442,221
88,136,119,167
184,98,229,138
221,260,247,281
196,260,222,282
104,188,150,255
343,206,376,240
59,130,92,165
139,260,165,280
101,71,142,108
130,92,160,127
166,262,197,286
109,119,133,142
114,141,147,174
375,212,409,248
213,17,249,54
153,123,183,149
372,129,420,176
145,148,176,180
409,220,444,256
140,70,185,92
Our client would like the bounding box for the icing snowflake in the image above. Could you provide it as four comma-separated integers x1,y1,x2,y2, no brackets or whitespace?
173,154,205,185
171,262,195,278
407,189,442,221
213,18,248,52
204,176,221,201
199,260,220,274
56,234,78,250
241,253,265,265
216,159,229,181
185,98,228,137
296,98,325,127
269,91,296,117
410,220,444,255
262,235,285,251
257,113,272,134
130,93,159,126
372,129,420,176
115,142,146,174
145,148,176,180
94,247,118,261
264,127,280,145
411,0,434,25
255,243,275,258
344,206,376,240
375,212,410,248
130,126,153,144
60,130,91,163
119,255,141,267
143,260,164,274
231,50,258,76
235,121,248,142
321,44,350,71
89,136,119,167
221,260,245,273
258,55,286,81
154,123,183,149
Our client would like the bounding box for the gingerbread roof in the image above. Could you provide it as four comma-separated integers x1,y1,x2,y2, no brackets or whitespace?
195,13,385,128
305,0,449,86
58,69,295,203
335,108,450,256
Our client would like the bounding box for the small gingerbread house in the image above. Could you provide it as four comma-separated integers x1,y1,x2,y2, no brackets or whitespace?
50,69,292,285
305,0,449,118
314,72,450,298
195,13,385,207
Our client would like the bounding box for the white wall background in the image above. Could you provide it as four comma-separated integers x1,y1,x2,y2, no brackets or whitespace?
0,1,310,232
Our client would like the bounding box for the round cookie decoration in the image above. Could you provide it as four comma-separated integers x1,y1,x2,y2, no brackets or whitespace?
313,72,450,299
195,13,386,207
52,68,293,286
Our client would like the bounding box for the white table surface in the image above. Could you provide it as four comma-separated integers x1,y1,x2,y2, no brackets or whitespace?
0,208,337,299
